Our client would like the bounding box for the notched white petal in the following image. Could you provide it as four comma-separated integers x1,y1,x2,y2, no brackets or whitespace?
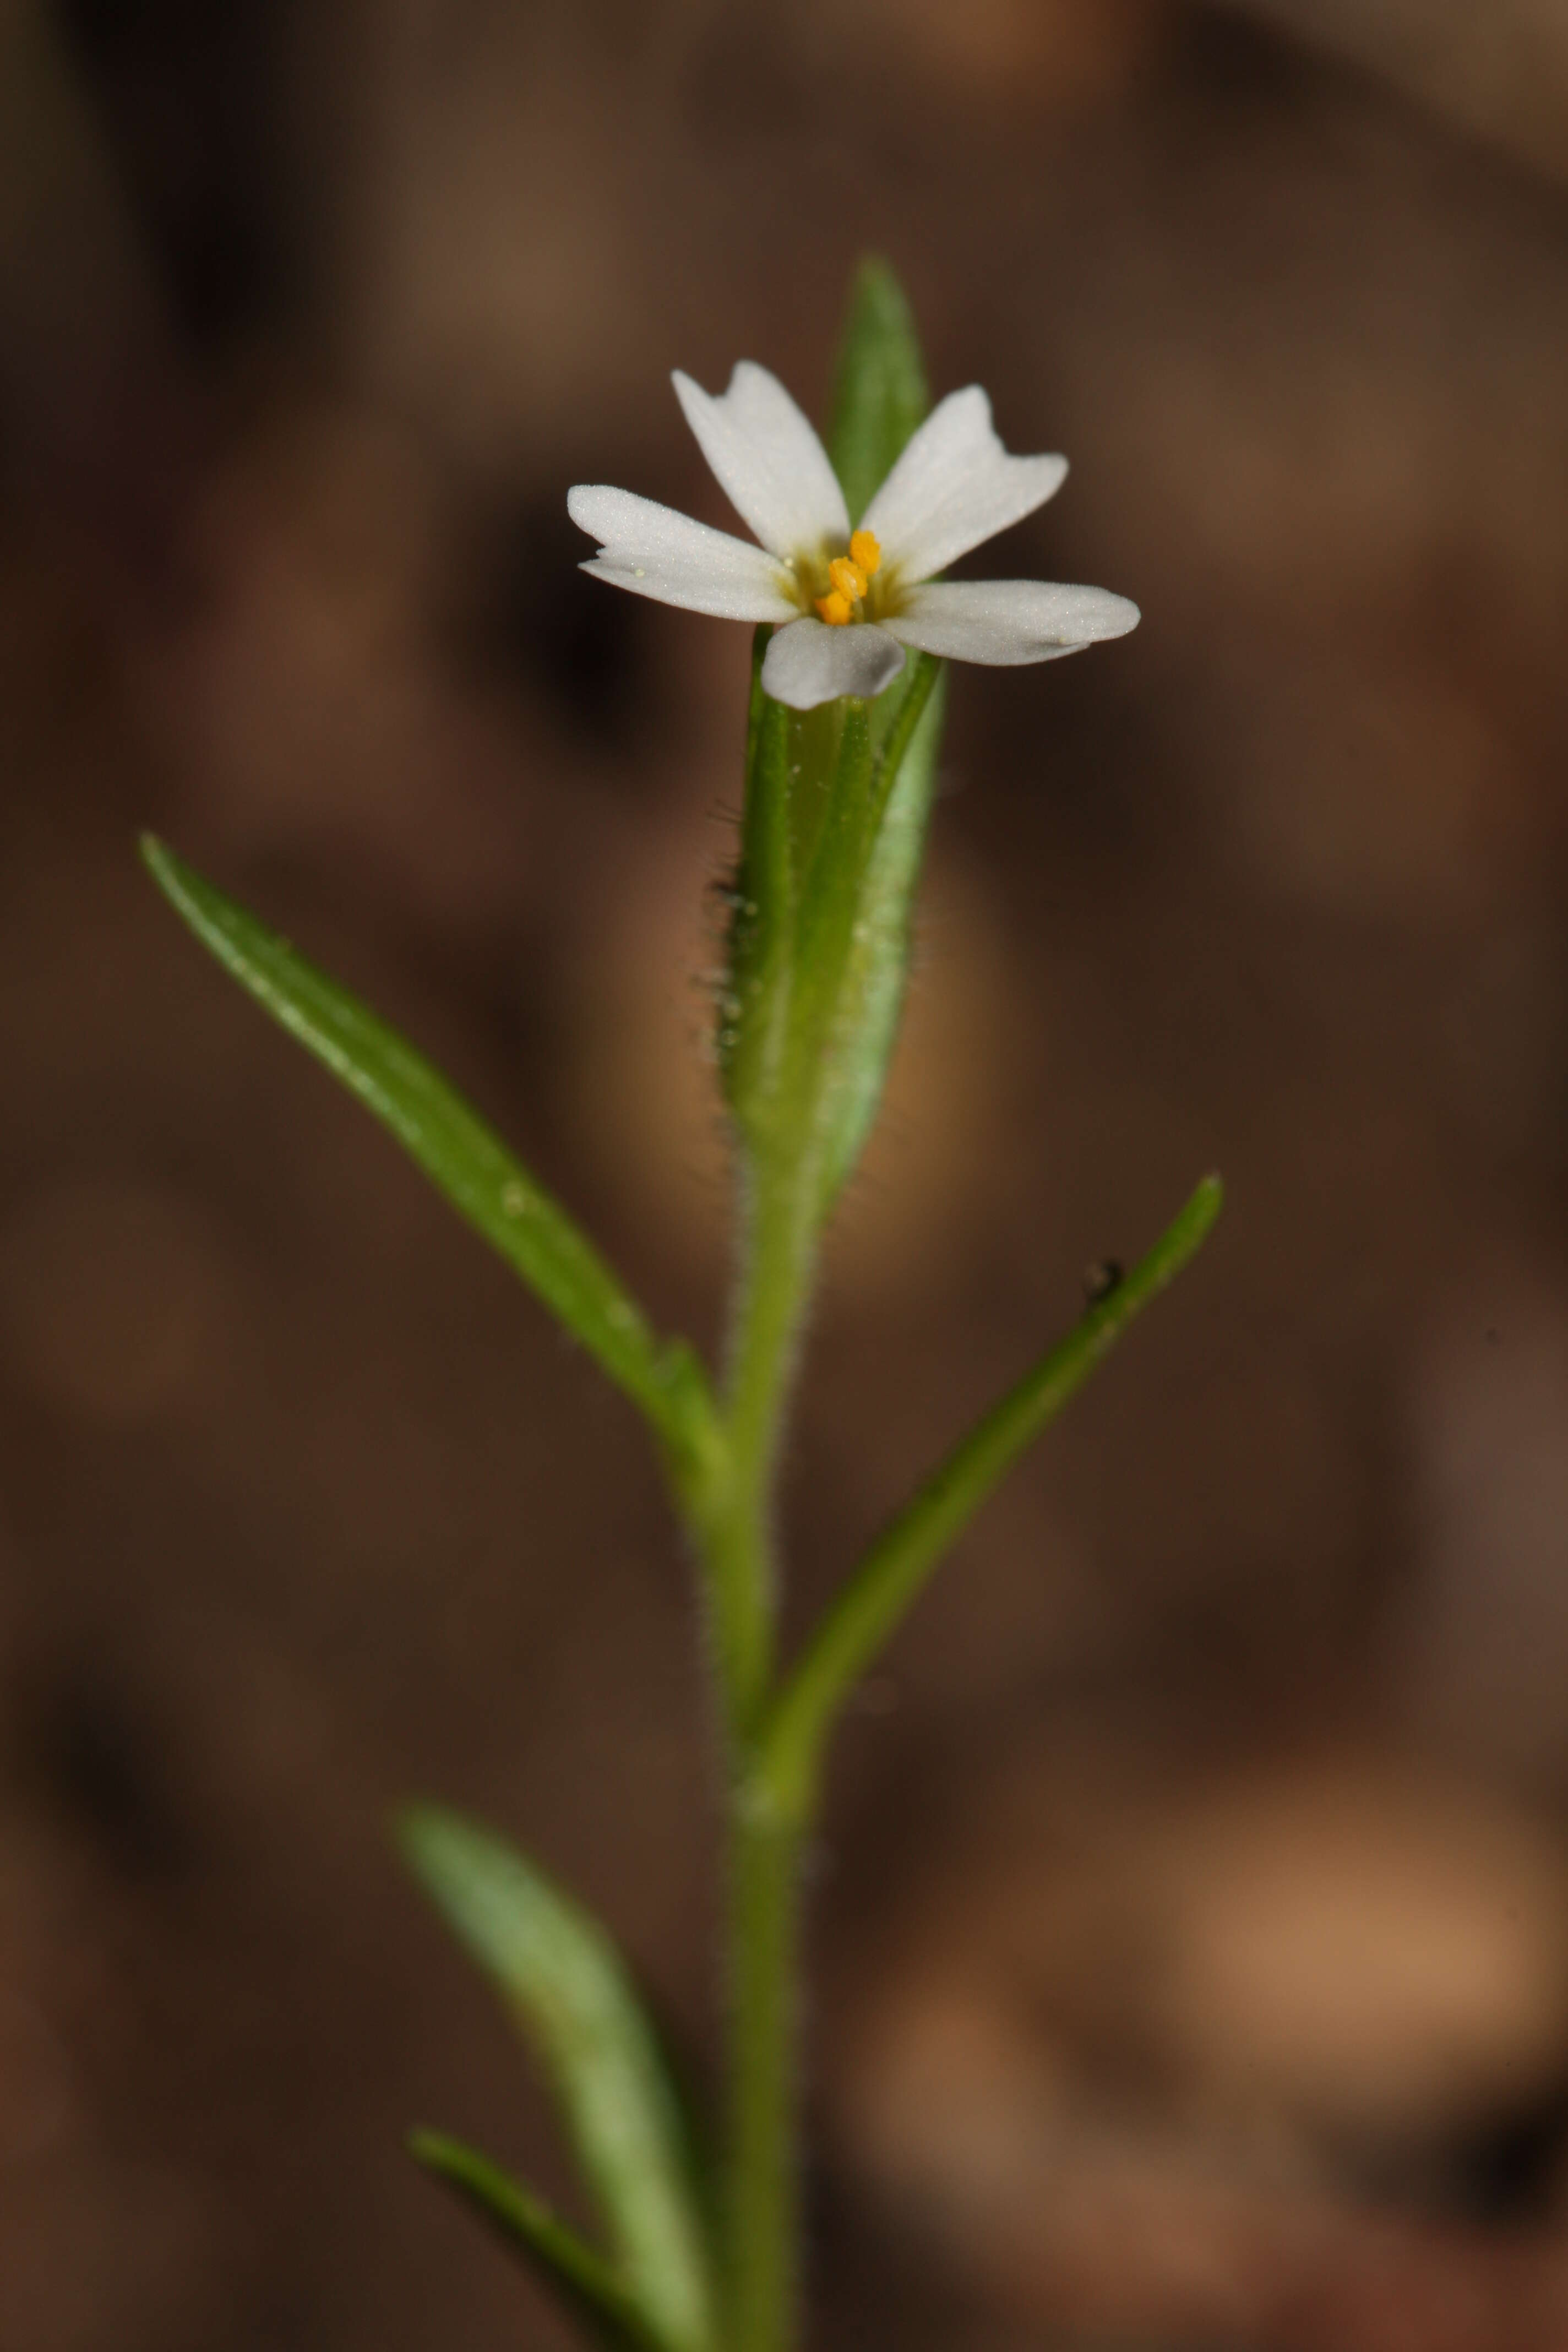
760,619,906,710
568,484,797,622
883,579,1140,665
673,363,849,562
861,385,1068,582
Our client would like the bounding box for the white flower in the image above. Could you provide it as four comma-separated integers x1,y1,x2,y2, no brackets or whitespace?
567,361,1139,711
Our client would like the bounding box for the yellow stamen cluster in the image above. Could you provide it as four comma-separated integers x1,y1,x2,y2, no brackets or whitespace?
815,529,882,626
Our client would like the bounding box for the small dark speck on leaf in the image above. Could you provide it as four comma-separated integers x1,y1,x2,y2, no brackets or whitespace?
1084,1259,1124,1306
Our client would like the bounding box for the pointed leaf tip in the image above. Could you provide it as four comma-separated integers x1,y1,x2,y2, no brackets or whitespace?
138,837,717,1474
409,2129,666,2352
829,255,930,527
1184,1170,1226,1235
760,1173,1224,1814
400,1805,715,2352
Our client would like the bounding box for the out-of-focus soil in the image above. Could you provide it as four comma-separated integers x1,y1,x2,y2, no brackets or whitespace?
6,4,1568,2346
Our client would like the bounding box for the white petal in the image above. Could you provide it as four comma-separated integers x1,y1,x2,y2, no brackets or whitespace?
760,619,906,710
568,484,798,622
883,579,1140,664
860,386,1068,582
673,363,850,562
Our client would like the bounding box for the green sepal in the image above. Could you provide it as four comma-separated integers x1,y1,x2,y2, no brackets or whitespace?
140,836,718,1487
399,1805,716,2352
827,257,930,525
717,634,794,1137
720,658,946,1217
814,662,946,1211
409,2131,668,2352
803,255,944,1208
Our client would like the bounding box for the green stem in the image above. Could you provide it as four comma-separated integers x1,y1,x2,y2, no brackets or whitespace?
693,1076,842,2352
694,667,1208,2352
722,1789,803,2352
700,1161,819,1745
692,1155,818,2352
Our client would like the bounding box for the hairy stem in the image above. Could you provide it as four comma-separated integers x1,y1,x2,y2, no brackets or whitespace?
722,1788,803,2352
704,1147,820,2352
700,1160,818,1746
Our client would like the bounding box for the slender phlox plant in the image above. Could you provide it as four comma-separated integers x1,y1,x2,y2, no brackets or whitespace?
143,258,1221,2352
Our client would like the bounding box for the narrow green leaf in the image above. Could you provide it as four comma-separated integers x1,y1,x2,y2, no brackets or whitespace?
400,1806,716,2352
410,2131,665,2352
140,836,716,1477
827,257,930,525
761,1177,1225,1816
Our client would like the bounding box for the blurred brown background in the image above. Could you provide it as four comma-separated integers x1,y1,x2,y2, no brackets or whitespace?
6,2,1568,2346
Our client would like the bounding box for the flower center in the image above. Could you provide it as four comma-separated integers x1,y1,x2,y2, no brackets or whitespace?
814,530,881,627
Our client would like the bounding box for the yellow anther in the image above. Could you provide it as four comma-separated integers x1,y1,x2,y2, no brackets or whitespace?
815,589,853,626
829,555,867,602
849,529,881,578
